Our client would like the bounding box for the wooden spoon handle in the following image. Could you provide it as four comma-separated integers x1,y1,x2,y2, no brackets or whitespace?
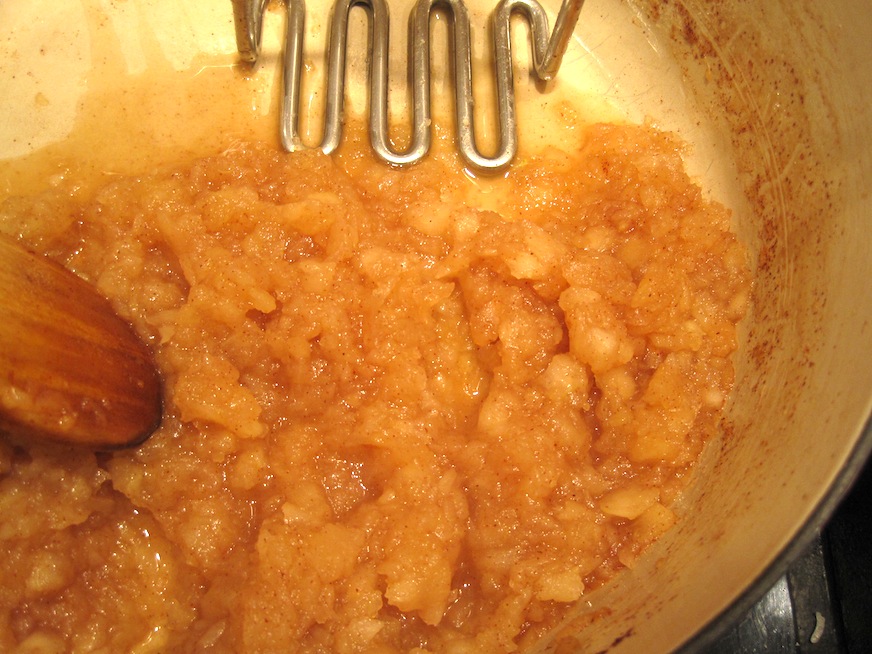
0,237,161,448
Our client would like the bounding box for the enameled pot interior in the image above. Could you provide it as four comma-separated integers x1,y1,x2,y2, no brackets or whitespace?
1,0,870,651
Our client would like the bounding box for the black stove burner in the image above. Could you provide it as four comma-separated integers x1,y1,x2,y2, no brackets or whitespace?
705,460,872,653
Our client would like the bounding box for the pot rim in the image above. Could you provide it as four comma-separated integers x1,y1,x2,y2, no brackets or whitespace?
677,410,872,652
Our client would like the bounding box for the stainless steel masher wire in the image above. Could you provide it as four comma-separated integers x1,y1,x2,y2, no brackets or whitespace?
233,0,585,172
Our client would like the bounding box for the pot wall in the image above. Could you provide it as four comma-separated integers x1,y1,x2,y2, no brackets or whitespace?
534,0,872,651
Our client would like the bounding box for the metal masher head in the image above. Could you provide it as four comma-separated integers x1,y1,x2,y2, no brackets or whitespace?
232,0,585,172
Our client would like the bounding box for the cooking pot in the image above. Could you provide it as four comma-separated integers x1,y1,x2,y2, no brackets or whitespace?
0,0,870,651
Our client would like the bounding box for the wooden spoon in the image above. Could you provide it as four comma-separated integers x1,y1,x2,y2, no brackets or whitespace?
0,237,161,449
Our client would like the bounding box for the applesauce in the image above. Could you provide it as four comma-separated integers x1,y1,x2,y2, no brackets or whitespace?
0,116,749,653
